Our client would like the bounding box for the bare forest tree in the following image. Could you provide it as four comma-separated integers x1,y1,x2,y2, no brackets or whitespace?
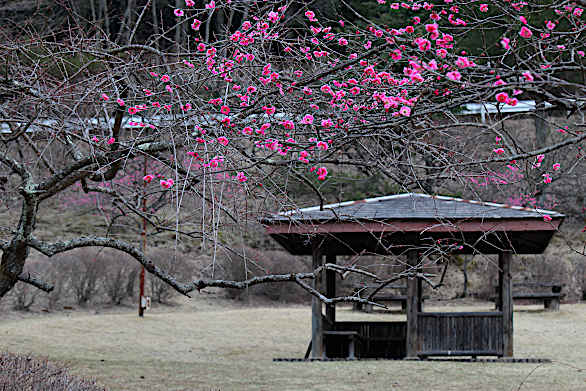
0,0,584,304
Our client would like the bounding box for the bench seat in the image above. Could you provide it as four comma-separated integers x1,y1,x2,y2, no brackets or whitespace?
489,292,563,300
490,292,564,311
353,295,429,313
323,331,359,359
512,293,562,299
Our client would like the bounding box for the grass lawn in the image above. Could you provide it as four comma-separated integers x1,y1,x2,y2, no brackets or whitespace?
0,300,584,391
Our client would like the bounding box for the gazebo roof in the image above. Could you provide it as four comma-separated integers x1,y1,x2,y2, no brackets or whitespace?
263,193,564,256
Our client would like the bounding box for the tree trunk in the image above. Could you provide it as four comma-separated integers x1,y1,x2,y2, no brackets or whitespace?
0,272,18,298
459,256,469,298
216,8,225,41
175,0,182,53
0,191,38,300
535,100,548,203
89,0,97,23
100,0,110,38
119,0,135,44
423,153,434,194
0,243,29,298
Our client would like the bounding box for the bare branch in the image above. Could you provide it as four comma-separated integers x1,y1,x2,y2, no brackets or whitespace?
17,272,54,293
27,237,192,297
295,277,386,308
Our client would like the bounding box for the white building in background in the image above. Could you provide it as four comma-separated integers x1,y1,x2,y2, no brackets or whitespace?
459,100,554,123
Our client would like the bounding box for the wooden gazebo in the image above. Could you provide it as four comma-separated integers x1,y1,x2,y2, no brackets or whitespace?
263,193,564,359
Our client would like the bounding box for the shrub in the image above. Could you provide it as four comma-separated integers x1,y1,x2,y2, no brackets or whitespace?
44,263,66,311
10,261,50,311
220,247,310,303
100,250,134,305
148,248,195,303
11,281,38,311
125,267,138,299
0,352,106,390
59,249,104,306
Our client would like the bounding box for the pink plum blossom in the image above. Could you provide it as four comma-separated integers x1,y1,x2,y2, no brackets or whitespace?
301,114,314,124
399,106,411,117
495,92,509,103
320,85,332,94
425,23,438,33
298,151,310,164
160,179,174,189
236,172,247,183
305,10,316,22
281,120,295,130
519,26,532,38
446,71,461,81
263,105,276,115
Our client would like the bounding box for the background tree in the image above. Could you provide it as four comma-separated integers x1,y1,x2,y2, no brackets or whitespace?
0,0,584,301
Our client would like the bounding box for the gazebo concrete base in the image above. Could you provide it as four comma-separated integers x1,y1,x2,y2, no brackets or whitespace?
273,357,552,363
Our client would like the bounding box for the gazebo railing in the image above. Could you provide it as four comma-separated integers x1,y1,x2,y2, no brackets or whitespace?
417,312,504,357
325,321,407,359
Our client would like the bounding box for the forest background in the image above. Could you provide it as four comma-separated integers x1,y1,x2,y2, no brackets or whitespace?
0,0,584,311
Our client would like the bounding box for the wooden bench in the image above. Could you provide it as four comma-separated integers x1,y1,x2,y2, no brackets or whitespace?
352,284,427,313
323,331,359,359
490,282,564,311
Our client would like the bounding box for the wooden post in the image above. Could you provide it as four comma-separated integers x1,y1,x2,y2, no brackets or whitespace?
544,297,560,311
417,275,423,312
311,245,324,359
139,154,147,318
499,252,514,357
325,254,336,325
496,264,504,312
406,251,420,359
348,335,356,360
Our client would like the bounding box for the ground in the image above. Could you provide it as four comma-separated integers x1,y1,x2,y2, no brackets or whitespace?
0,297,584,391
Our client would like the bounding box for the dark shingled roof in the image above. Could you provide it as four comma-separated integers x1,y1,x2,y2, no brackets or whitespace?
266,193,564,223
263,194,564,255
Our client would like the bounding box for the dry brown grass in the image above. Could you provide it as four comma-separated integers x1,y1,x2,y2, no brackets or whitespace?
0,352,106,390
0,299,584,391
